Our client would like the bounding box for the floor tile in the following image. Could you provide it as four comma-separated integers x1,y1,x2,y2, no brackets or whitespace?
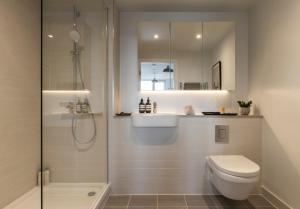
210,195,247,206
158,207,187,209
127,207,157,209
103,207,127,209
185,195,216,206
216,206,249,209
245,195,273,208
129,195,157,206
158,195,187,207
105,195,130,207
188,207,218,209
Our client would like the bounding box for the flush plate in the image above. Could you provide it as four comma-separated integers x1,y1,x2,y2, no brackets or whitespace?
215,125,229,143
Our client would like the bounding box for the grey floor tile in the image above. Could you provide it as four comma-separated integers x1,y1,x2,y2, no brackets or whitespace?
127,207,157,209
245,195,273,208
158,207,188,209
158,195,187,207
129,195,157,206
210,195,247,206
103,207,127,209
186,195,216,206
216,206,249,209
105,195,130,207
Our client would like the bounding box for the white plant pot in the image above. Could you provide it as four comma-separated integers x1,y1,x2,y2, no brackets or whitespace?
239,107,250,115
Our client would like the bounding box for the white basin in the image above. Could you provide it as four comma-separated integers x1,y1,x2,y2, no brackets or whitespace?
131,113,178,127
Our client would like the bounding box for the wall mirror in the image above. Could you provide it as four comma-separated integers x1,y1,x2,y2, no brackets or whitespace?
138,21,235,91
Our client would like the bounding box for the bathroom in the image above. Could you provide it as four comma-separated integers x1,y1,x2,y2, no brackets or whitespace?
0,0,299,209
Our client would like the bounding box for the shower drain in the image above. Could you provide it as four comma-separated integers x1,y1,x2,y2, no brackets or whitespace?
88,191,96,197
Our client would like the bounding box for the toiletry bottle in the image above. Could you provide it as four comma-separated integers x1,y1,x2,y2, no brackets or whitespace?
81,98,89,113
153,102,157,113
139,98,145,113
76,98,82,113
43,169,50,186
146,97,152,113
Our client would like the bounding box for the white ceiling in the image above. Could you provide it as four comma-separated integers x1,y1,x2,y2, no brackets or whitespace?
116,0,258,12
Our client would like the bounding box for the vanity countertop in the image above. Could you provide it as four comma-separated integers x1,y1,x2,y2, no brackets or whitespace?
114,114,263,119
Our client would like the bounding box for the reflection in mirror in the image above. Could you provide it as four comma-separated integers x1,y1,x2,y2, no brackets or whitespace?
171,22,204,90
138,22,173,90
140,61,175,91
138,21,235,91
203,21,235,90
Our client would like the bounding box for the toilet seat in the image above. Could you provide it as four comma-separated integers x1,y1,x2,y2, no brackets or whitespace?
208,155,260,178
206,155,260,200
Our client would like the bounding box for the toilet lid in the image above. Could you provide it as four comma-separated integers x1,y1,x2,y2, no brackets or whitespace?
208,155,260,178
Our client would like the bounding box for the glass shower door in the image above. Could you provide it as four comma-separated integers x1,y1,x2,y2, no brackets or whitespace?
42,0,108,208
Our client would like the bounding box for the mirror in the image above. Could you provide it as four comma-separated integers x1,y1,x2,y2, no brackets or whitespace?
138,22,174,90
138,21,235,91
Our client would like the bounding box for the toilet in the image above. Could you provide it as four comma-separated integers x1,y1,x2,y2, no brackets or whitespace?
207,155,260,200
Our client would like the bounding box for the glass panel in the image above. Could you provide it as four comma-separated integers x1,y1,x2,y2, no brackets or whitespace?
42,0,108,208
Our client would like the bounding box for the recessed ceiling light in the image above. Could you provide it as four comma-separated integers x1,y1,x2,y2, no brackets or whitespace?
196,34,202,39
154,34,159,39
48,34,54,39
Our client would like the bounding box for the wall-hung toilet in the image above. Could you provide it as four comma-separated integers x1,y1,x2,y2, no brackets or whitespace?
207,155,260,200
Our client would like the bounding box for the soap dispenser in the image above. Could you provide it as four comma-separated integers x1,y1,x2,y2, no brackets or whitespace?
139,98,145,113
145,97,152,113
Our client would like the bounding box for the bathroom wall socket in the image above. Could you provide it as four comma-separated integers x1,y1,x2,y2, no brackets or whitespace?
215,125,229,143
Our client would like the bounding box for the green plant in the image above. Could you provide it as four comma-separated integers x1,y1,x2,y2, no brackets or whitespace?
237,100,252,108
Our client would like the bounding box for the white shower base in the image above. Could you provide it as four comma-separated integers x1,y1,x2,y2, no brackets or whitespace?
4,183,109,209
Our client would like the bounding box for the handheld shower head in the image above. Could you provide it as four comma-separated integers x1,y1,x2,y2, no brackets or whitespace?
70,30,80,42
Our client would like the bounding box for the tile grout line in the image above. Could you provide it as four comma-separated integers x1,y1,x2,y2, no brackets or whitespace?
184,195,188,208
126,195,131,209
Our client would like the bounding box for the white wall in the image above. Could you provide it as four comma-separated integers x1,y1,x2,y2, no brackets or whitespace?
0,0,40,207
249,0,300,208
109,117,262,194
119,12,248,114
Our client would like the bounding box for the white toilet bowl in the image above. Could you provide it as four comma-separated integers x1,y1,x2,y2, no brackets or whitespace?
207,155,260,200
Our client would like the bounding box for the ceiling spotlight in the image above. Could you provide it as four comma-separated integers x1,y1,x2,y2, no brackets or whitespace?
196,34,202,39
48,34,54,39
154,34,159,39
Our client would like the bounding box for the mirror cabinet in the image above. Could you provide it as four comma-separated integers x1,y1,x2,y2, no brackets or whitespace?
138,21,235,91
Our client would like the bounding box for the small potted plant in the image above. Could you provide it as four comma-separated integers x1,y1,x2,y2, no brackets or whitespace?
237,100,252,115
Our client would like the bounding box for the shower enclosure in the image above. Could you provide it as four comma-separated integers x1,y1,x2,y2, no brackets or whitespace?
42,0,109,208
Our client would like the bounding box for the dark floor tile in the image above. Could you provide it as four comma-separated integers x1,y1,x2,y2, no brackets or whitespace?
188,207,218,209
127,207,157,209
211,195,247,206
158,207,187,209
158,195,186,206
216,206,249,209
245,195,273,208
186,195,216,206
105,195,130,207
129,195,157,206
103,207,127,209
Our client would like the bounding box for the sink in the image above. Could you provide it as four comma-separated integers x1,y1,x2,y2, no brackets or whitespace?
131,113,178,127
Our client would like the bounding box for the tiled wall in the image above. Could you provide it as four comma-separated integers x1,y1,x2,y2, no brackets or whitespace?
0,0,41,207
109,117,262,194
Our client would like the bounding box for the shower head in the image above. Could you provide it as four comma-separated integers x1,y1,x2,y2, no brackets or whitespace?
70,30,80,43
